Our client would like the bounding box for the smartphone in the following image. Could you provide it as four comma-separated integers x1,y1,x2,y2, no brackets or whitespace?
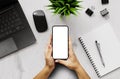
52,25,69,59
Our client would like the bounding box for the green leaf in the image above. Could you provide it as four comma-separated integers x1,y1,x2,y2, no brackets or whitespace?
67,10,71,16
47,5,53,7
71,1,80,6
70,8,77,15
52,3,59,7
58,1,64,6
77,5,83,9
60,7,67,14
48,0,82,16
64,10,67,15
66,3,70,9
49,0,55,3
67,0,72,3
53,7,60,14
48,7,55,10
56,7,65,14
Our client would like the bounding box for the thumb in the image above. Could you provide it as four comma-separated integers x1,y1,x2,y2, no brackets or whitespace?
55,60,66,65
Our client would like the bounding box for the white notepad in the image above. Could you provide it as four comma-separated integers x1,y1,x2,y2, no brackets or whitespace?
79,23,120,77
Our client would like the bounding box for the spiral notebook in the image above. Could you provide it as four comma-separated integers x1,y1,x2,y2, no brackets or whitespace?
79,23,120,77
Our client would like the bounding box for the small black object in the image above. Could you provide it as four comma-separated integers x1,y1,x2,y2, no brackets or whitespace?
101,0,109,4
85,8,94,16
33,10,48,32
100,8,109,17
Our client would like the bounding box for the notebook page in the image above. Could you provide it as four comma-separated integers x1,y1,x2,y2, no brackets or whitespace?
81,23,120,77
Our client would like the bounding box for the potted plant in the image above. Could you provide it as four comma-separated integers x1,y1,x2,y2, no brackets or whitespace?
48,0,82,17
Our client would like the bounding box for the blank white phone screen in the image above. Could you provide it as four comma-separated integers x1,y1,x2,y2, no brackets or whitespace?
53,26,68,59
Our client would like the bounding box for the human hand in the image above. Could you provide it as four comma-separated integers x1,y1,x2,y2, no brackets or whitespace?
34,36,55,79
34,37,90,79
44,35,55,72
56,38,81,71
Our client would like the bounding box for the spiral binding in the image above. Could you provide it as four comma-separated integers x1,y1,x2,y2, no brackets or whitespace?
79,37,101,77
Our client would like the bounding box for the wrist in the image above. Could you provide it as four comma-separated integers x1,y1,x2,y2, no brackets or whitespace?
34,65,53,79
74,63,82,72
74,64,90,79
44,65,54,74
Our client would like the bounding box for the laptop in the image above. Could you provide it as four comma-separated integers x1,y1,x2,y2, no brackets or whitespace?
0,0,36,58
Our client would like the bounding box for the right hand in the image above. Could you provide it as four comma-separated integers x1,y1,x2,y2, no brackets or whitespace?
56,38,81,71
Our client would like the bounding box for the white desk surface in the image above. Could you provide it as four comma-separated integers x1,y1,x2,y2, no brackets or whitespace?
0,0,120,79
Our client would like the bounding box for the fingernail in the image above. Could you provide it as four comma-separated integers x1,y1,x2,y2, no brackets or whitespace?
55,60,58,62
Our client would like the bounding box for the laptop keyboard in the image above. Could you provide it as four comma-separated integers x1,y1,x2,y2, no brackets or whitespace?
0,7,25,40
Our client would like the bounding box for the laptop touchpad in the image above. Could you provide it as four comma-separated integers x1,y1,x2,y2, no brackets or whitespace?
0,38,18,58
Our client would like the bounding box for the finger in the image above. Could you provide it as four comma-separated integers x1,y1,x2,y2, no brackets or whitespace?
45,45,52,58
48,35,52,45
45,35,53,56
56,60,66,66
47,44,53,57
49,45,53,56
69,37,73,50
69,37,74,56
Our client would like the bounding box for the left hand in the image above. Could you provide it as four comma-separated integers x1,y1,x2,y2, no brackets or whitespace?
45,35,55,72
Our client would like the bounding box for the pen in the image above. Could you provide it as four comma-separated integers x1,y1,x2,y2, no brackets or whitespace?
95,40,105,67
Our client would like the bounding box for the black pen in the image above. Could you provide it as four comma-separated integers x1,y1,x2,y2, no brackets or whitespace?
95,40,105,67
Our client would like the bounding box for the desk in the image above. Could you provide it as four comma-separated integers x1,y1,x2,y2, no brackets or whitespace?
0,0,120,79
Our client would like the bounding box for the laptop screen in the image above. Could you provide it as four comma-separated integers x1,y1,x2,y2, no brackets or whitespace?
0,0,17,8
